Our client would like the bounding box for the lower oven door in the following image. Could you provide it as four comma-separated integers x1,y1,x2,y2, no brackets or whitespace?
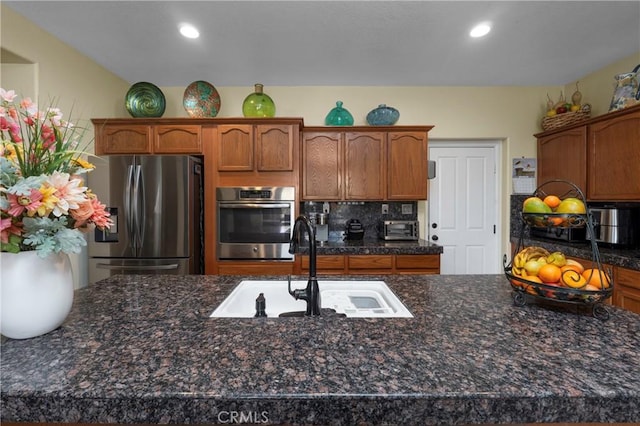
217,202,294,260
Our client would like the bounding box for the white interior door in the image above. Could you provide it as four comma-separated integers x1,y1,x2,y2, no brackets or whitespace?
428,141,501,274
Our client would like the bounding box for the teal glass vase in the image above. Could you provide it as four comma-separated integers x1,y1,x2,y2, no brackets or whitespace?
325,101,354,126
242,83,276,117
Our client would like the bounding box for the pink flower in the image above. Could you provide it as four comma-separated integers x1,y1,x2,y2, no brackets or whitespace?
88,196,112,229
70,200,94,228
6,190,43,217
41,124,56,149
0,217,22,243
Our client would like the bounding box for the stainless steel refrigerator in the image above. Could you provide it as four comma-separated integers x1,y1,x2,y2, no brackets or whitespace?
88,155,203,284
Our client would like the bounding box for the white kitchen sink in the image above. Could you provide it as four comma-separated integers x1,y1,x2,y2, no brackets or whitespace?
210,280,413,318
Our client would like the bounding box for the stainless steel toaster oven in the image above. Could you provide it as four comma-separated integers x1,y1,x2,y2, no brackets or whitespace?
379,220,419,241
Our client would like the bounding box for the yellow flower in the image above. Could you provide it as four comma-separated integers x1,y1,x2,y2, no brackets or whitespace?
34,184,59,217
72,157,95,170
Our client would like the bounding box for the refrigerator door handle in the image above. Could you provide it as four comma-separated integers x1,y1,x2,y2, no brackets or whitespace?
124,164,136,250
95,263,180,271
132,164,144,249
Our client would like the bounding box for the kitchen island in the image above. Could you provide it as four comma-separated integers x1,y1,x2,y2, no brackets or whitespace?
1,274,639,425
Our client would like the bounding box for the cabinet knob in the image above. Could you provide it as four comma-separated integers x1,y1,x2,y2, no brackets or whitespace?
431,223,438,229
431,235,439,241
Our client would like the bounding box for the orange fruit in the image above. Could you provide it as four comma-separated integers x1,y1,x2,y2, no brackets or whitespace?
560,269,587,288
538,264,561,283
548,216,565,226
556,197,586,214
525,276,543,283
582,268,611,289
523,197,552,214
543,195,561,209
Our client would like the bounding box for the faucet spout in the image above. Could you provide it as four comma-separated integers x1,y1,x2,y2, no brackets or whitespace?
288,215,320,316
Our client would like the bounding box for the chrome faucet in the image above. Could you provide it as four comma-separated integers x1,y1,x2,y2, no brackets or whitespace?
287,215,321,316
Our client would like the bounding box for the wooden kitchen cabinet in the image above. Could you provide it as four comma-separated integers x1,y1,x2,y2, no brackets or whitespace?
300,255,346,275
94,122,152,155
302,132,342,200
154,125,202,154
299,253,440,275
217,123,298,172
387,131,428,200
395,254,440,274
302,126,432,201
587,107,640,200
217,125,254,171
535,104,640,201
345,132,385,200
536,126,587,195
613,266,640,314
93,120,204,155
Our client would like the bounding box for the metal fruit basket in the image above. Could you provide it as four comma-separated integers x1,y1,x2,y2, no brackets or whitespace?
504,180,614,320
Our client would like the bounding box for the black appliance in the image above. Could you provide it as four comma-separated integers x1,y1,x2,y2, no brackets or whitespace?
530,226,586,243
345,219,365,240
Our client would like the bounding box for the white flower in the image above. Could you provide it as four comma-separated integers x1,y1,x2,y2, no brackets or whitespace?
0,88,17,102
47,171,88,217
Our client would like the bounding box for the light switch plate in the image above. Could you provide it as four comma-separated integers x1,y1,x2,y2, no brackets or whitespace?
402,204,412,215
381,204,389,214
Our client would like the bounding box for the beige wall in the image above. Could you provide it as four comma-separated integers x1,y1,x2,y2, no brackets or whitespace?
1,5,130,288
2,3,638,279
565,52,640,116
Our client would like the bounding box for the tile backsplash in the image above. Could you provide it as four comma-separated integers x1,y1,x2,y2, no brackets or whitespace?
302,201,418,241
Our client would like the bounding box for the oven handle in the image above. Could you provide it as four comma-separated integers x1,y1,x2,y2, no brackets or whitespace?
218,203,292,209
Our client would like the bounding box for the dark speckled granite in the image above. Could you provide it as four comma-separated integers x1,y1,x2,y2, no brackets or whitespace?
1,274,639,425
305,238,443,255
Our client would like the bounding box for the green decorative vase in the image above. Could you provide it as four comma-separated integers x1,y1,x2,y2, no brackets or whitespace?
242,83,276,117
325,101,354,126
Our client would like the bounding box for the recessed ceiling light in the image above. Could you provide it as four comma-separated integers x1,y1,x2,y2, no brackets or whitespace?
179,23,200,39
470,23,491,38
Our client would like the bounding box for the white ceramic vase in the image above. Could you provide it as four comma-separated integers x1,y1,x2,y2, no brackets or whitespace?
1,251,74,339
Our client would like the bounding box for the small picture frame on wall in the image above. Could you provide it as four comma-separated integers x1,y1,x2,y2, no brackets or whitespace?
512,158,536,194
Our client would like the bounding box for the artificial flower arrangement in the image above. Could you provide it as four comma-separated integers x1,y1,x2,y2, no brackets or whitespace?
0,88,112,257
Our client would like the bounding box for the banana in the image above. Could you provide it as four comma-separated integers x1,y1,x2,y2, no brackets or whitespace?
511,246,550,273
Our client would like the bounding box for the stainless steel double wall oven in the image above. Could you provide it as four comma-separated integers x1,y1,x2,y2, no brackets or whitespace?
216,187,295,260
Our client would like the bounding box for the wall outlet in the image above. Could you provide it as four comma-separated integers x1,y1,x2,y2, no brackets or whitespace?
402,204,413,215
381,204,389,214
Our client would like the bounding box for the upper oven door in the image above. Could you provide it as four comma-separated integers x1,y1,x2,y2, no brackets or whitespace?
217,200,294,260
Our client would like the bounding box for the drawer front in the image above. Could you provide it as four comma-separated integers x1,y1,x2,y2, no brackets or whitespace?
395,254,440,270
616,267,640,291
347,255,393,270
301,255,345,270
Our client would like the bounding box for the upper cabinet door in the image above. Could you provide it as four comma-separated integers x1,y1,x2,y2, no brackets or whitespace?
302,132,342,200
537,126,587,196
387,131,428,200
256,124,295,171
344,132,385,200
94,124,152,155
588,108,640,200
154,125,202,154
217,125,254,171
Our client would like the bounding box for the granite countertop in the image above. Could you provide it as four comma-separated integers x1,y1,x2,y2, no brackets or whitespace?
302,238,443,255
2,274,639,425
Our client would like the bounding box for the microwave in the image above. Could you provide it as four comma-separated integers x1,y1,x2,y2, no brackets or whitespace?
379,220,419,241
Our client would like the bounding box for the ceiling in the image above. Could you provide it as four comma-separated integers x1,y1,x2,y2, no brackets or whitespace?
4,1,640,87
